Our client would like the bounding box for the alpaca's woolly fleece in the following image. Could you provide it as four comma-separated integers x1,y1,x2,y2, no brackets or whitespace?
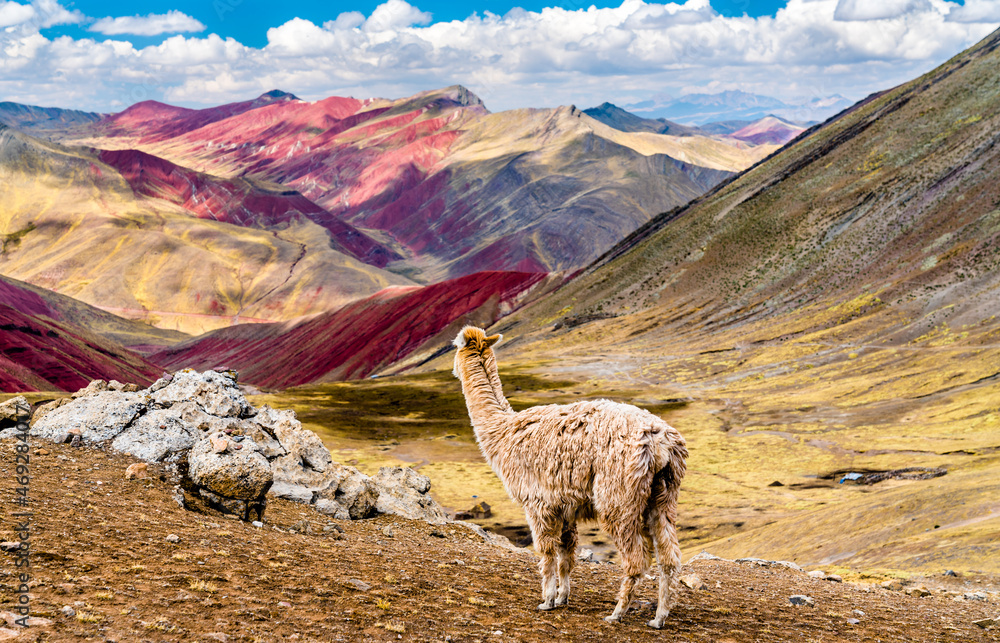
452,325,688,628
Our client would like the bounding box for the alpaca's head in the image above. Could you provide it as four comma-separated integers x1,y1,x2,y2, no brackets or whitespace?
452,326,502,378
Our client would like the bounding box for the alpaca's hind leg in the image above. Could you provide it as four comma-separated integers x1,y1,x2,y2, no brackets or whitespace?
604,524,648,623
555,520,578,606
649,478,682,629
526,509,561,610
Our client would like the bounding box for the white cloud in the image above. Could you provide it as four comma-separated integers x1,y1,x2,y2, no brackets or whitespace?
0,0,998,114
834,0,933,21
947,0,1000,22
0,2,35,28
364,0,432,31
90,10,205,36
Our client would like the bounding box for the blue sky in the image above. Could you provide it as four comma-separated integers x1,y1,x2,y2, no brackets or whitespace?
44,0,792,47
2,0,998,113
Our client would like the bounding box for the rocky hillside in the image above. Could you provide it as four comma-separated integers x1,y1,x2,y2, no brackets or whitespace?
0,406,997,641
415,27,1000,575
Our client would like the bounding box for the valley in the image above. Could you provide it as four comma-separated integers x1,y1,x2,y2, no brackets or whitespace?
1,19,1000,643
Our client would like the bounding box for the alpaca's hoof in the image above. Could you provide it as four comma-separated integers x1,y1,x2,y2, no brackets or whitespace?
648,618,665,629
538,602,555,611
603,615,620,624
555,596,568,606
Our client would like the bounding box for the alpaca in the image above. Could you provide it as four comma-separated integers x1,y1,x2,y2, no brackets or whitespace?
452,326,688,628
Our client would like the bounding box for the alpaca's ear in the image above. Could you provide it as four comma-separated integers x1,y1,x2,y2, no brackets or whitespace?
484,334,503,350
453,326,475,349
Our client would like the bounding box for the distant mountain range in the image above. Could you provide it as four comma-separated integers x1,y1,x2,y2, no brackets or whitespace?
583,103,807,146
0,101,103,134
623,89,854,125
0,86,781,337
0,85,787,385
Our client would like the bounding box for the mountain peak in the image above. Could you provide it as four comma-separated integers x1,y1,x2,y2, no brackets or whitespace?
252,90,300,107
441,85,486,109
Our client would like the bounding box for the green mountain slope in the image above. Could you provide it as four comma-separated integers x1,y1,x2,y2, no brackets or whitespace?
440,28,1000,574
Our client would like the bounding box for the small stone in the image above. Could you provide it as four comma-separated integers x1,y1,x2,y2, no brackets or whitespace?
789,595,814,607
906,586,931,598
768,480,784,486
825,574,843,582
808,570,826,579
880,579,904,591
680,574,707,590
944,570,958,577
278,601,292,608
347,579,371,591
61,606,75,617
853,609,865,617
204,633,229,642
0,542,19,552
211,435,229,454
234,443,243,450
847,618,860,625
455,559,466,566
252,521,264,528
125,462,148,480
290,519,313,534
578,548,594,562
36,448,50,455
973,618,995,629
493,630,503,636
382,526,394,538
965,591,988,601
70,434,81,448
165,534,180,543
67,426,82,436
430,529,446,538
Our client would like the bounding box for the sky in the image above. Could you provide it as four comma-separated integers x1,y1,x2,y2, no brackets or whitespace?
1,0,999,113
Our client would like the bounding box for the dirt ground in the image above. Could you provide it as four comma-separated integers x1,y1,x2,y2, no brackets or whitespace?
1,441,998,643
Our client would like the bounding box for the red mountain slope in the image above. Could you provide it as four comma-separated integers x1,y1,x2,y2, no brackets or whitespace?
96,148,399,267
0,303,161,392
151,271,552,388
99,90,299,142
0,275,177,391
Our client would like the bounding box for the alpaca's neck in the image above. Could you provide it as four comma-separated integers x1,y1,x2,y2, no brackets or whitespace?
459,353,513,446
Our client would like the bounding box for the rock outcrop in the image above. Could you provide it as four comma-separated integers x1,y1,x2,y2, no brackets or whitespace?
16,370,448,524
373,467,449,525
0,396,30,429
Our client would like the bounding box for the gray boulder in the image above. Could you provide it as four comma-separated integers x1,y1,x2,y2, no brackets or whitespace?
187,432,272,521
30,391,147,443
373,467,449,524
313,462,379,520
188,433,272,500
258,405,332,484
150,369,252,418
28,397,71,424
111,409,199,462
